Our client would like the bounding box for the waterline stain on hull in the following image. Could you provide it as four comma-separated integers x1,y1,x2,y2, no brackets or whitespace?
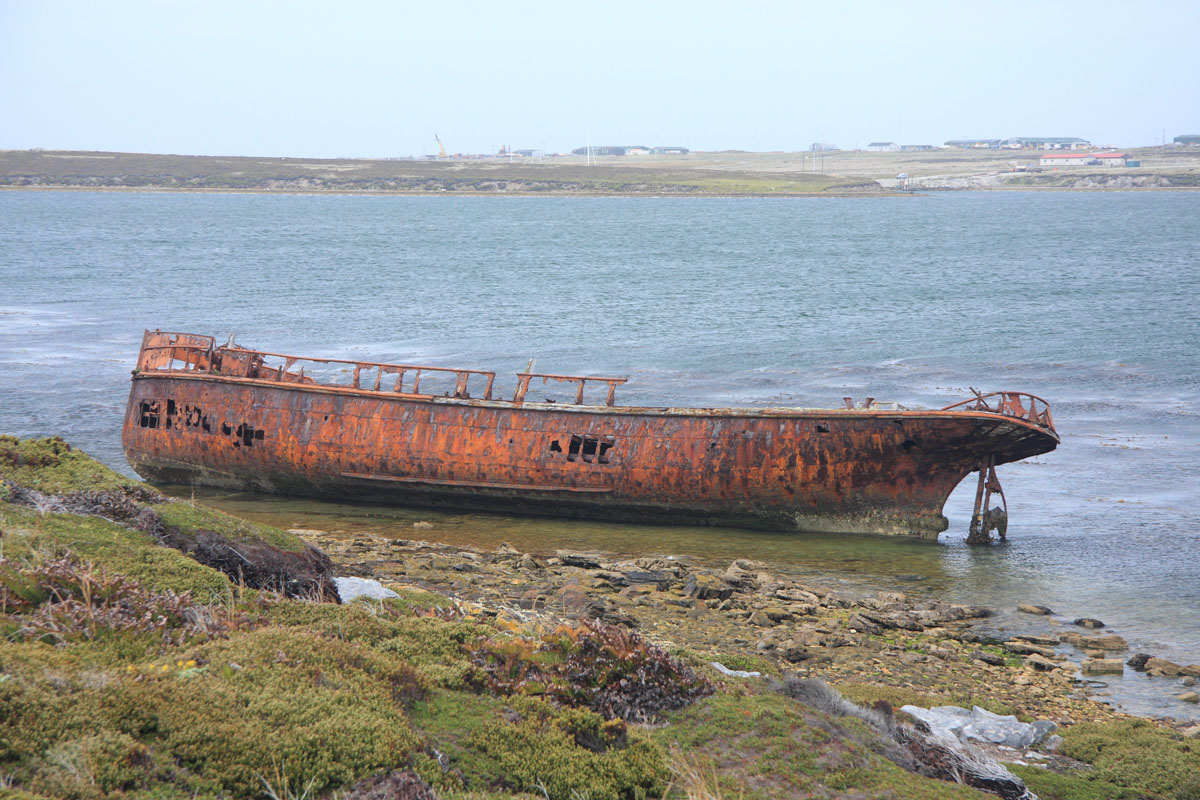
122,331,1060,537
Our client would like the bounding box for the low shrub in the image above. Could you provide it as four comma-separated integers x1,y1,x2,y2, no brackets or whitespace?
470,619,713,723
1058,719,1200,798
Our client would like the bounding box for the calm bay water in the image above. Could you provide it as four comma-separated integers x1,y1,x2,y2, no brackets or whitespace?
2,189,1198,718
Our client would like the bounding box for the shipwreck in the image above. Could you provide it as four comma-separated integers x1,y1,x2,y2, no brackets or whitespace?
123,330,1059,540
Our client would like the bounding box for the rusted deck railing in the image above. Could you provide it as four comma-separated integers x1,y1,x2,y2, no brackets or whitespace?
941,390,1055,432
136,330,629,406
512,372,628,407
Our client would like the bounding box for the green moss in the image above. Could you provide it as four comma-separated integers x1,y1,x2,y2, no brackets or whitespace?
653,691,986,800
0,436,135,495
410,690,666,800
152,501,306,553
1,506,231,597
1008,765,1142,800
838,682,1019,719
1058,719,1200,798
1,627,426,799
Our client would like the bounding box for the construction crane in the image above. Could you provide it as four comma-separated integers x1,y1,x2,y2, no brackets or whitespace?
434,134,448,160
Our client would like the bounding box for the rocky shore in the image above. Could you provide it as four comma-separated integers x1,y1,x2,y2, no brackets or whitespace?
293,527,1200,735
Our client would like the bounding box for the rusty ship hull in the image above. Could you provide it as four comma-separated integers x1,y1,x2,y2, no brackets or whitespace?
122,331,1060,537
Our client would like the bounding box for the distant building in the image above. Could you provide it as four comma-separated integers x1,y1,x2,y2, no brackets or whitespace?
1003,137,1090,150
867,142,899,152
570,145,653,156
1039,152,1127,167
809,143,838,152
651,146,689,154
900,144,935,151
1175,135,1200,146
944,139,1003,149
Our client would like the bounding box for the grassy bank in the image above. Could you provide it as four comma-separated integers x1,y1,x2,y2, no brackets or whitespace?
2,438,1197,799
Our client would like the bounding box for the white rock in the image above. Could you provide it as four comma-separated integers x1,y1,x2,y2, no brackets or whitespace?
710,661,762,678
334,577,399,603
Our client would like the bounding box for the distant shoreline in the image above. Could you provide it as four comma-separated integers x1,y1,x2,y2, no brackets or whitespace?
4,184,1196,198
0,184,914,199
3,147,1197,196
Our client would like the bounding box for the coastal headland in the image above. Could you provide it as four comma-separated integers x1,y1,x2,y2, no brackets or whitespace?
3,436,1199,799
3,147,1198,197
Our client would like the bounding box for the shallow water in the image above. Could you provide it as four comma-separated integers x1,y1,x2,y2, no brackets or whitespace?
2,189,1197,719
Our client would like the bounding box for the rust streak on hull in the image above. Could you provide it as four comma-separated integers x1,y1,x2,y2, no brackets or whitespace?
122,331,1060,538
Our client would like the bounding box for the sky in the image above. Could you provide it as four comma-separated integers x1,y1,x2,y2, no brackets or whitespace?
2,0,1198,157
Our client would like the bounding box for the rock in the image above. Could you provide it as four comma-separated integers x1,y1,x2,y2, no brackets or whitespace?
1060,632,1127,651
747,609,774,627
775,587,821,604
590,570,629,587
333,577,400,602
1177,692,1200,704
1005,641,1057,658
900,704,1057,748
711,661,761,678
928,646,955,661
1018,604,1053,615
495,542,520,556
724,559,762,589
1145,657,1184,677
948,604,994,620
847,613,882,635
972,650,1006,666
684,573,734,601
1182,665,1200,678
622,570,672,589
556,550,603,569
1181,725,1200,739
1081,659,1124,675
1087,634,1128,651
1127,652,1152,671
765,607,794,623
1012,634,1059,647
783,643,811,663
1183,676,1197,687
1072,617,1105,629
517,589,545,611
1024,655,1059,672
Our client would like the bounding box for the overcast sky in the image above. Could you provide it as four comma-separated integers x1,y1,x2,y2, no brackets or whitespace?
2,0,1197,157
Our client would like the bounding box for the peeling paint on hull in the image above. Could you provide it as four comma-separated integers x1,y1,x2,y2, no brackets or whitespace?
121,333,1060,537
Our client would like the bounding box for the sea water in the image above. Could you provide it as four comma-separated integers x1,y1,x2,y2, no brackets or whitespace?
2,189,1197,718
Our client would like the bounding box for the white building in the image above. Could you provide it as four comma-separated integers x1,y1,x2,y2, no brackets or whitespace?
866,142,899,152
1039,152,1128,167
